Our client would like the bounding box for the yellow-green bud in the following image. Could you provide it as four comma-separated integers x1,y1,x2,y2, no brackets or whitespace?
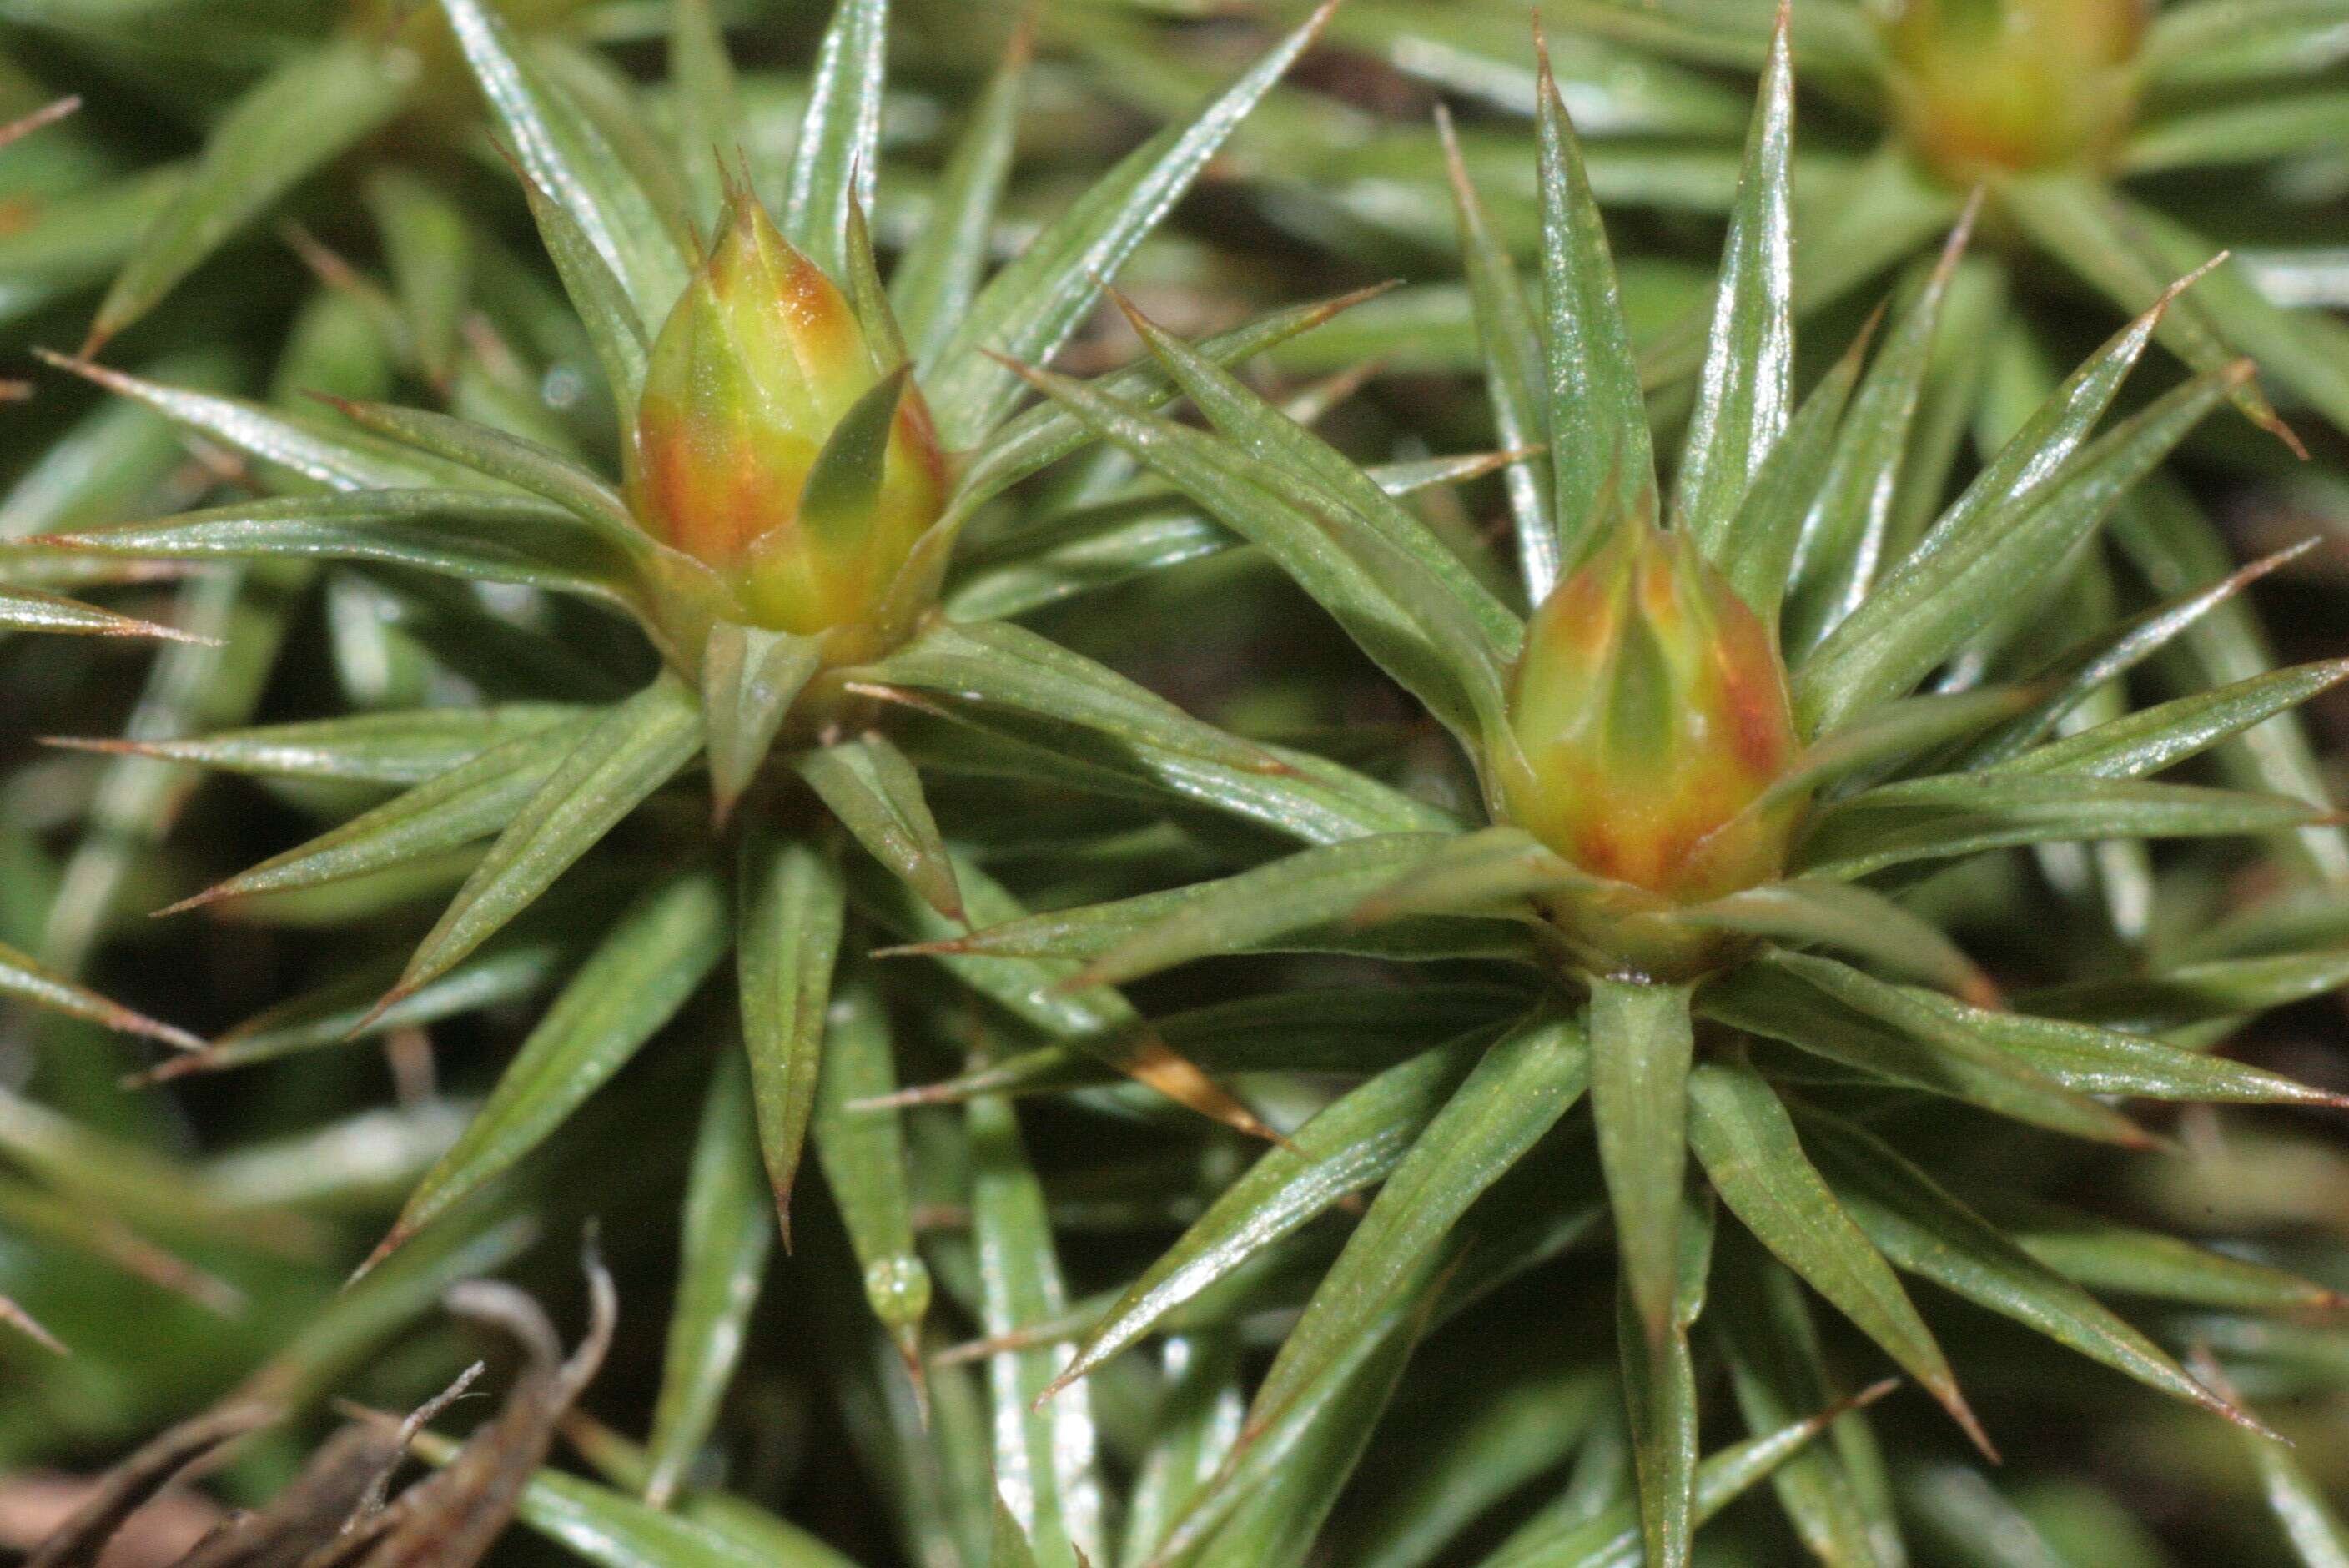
1883,0,2145,180
629,196,947,646
1503,525,1802,931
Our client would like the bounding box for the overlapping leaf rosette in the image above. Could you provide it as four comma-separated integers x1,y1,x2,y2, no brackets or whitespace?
862,23,2349,1563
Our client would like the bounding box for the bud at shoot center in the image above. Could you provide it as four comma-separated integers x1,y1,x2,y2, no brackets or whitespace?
629,195,948,646
1502,525,1802,945
1882,0,2145,181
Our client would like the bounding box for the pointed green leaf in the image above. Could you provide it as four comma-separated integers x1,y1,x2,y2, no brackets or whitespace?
1351,824,1605,923
924,0,1338,446
892,19,1028,363
1713,1239,1905,1568
1112,292,1522,662
646,1048,775,1507
1991,663,2349,781
1052,1026,1496,1393
1230,1013,1589,1512
1687,1056,1989,1453
1785,212,1976,656
1589,976,1696,1349
1794,287,2206,736
1672,10,1794,556
407,1430,855,1568
386,674,702,1005
370,868,729,1265
1121,1337,1247,1567
1618,1189,1713,1568
1437,104,1556,599
950,286,1387,516
970,1089,1107,1568
1481,1392,1889,1568
37,352,486,495
1984,1198,2343,1312
2144,0,2349,88
514,158,652,422
1801,772,2329,878
319,397,645,550
780,0,888,279
1798,1107,2266,1431
2002,175,2326,438
53,703,586,788
667,0,742,229
737,825,845,1237
995,364,1509,750
800,367,911,543
0,938,200,1050
1763,687,2040,808
163,714,601,913
1676,879,1994,1003
796,732,963,922
88,38,408,346
814,973,930,1362
365,170,473,388
700,621,819,822
41,490,640,603
1706,954,2151,1145
1717,317,1870,623
0,581,207,641
442,0,688,321
1864,982,2346,1108
1535,38,1657,569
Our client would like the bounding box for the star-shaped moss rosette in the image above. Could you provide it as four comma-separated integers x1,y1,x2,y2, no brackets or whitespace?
1097,0,2349,890
5,0,1545,1485
878,34,2349,1565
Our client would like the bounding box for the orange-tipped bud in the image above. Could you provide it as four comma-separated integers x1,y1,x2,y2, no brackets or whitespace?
1503,525,1801,919
629,195,947,641
1883,0,2145,180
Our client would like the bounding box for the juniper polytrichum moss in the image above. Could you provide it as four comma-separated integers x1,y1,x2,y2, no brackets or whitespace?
2,3,2348,1567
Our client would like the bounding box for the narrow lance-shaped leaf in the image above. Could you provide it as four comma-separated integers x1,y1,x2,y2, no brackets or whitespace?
1673,7,1794,557
1589,979,1697,1359
781,0,888,279
994,363,1507,752
701,623,818,824
1990,662,2349,782
366,170,474,389
1673,879,1995,1005
1534,27,1657,568
88,38,409,348
377,674,704,1013
157,713,601,916
667,0,742,229
316,396,646,551
1712,1239,1904,1568
814,974,930,1371
796,732,963,924
1793,277,2220,736
924,0,1340,447
362,869,730,1274
1686,1054,1992,1456
972,1090,1107,1568
1708,952,2153,1146
1480,1384,1899,1568
1044,1027,1496,1399
1108,289,1522,664
893,16,1029,364
1437,104,1556,601
646,1049,775,1508
38,490,641,606
0,940,201,1050
0,581,209,641
441,0,690,321
1798,1108,2271,1434
1784,201,1979,657
1717,313,1871,623
1618,1189,1713,1568
1179,1015,1590,1544
737,826,846,1245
